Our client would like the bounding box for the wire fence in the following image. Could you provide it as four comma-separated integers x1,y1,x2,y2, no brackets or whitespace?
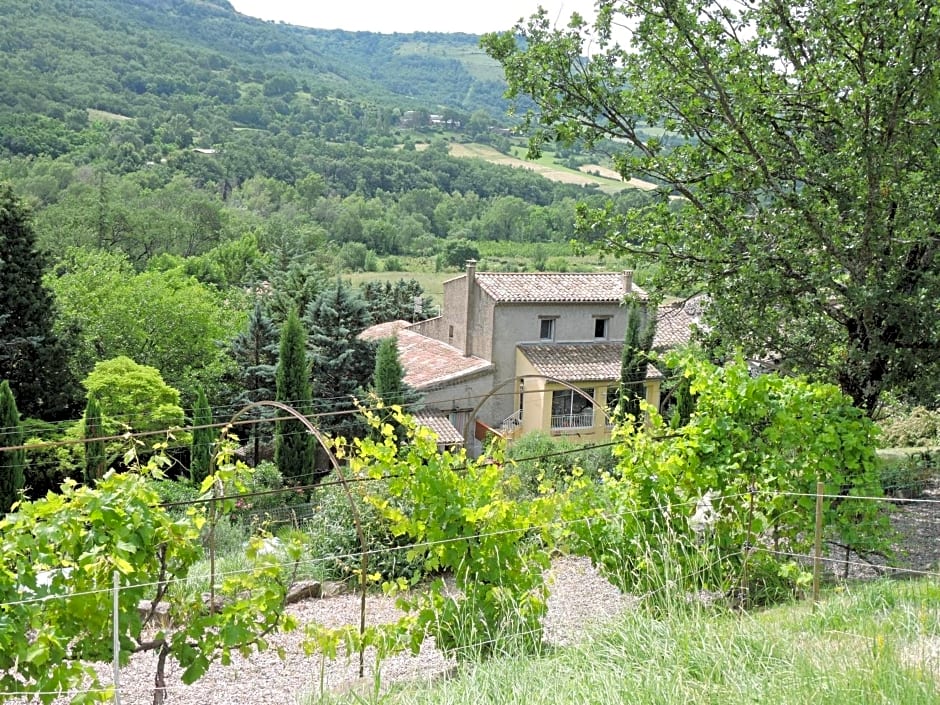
2,485,940,704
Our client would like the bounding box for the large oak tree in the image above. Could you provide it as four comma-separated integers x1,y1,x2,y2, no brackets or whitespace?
484,0,940,414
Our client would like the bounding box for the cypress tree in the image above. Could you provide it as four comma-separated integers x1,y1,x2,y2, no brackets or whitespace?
83,394,106,485
0,184,78,419
230,299,278,465
190,388,215,486
0,380,24,514
618,300,657,429
275,310,315,487
372,337,421,442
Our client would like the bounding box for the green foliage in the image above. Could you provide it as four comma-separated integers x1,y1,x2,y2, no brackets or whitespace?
303,474,422,582
305,278,376,442
616,299,655,429
0,184,78,420
441,239,480,268
82,395,106,485
229,298,279,466
81,356,185,434
47,247,241,399
190,388,215,486
504,432,611,499
349,411,559,658
274,310,316,487
359,278,435,324
567,355,889,606
0,439,302,704
878,451,938,500
878,406,940,448
485,0,940,414
0,380,25,514
372,339,422,421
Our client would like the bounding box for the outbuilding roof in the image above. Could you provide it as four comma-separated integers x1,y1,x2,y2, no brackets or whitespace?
360,320,494,390
413,410,464,446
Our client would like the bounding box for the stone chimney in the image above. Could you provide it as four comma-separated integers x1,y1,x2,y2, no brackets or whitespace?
622,269,633,296
464,259,477,357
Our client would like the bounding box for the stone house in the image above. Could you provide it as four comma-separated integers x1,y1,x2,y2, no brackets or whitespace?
361,262,694,450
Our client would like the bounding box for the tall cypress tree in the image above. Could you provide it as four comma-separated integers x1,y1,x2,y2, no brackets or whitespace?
372,337,421,442
275,310,315,487
305,278,376,441
0,184,78,420
190,388,215,486
83,394,106,485
0,380,25,514
618,300,657,429
372,337,421,409
230,299,279,465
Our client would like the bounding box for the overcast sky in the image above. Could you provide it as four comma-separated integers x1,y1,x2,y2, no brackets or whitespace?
228,0,598,35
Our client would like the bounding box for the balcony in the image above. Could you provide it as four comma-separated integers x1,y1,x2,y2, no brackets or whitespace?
551,411,594,430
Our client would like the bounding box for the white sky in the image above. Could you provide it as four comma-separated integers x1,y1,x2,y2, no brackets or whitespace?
228,0,599,35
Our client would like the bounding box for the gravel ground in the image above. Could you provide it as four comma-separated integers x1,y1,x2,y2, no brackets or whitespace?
40,556,631,705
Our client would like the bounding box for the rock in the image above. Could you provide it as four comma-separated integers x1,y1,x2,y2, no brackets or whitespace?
137,599,173,627
285,580,322,604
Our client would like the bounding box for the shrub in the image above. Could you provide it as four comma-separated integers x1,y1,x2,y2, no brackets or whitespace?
505,432,610,499
303,476,421,582
567,354,889,608
878,406,940,447
878,451,938,499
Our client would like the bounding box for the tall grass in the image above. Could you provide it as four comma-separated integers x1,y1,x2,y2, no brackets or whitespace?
371,579,939,705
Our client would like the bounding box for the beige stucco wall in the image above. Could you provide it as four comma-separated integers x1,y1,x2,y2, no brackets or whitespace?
512,348,662,443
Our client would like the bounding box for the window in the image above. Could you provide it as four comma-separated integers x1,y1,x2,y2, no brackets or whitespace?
539,318,555,341
594,317,610,339
551,388,595,429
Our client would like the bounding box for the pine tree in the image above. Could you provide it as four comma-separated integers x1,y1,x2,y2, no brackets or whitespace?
230,299,279,465
83,395,106,485
190,388,215,486
0,380,25,514
0,184,78,420
305,278,376,441
275,310,315,487
618,301,657,429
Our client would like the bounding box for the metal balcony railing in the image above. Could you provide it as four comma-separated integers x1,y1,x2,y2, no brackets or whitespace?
551,411,594,430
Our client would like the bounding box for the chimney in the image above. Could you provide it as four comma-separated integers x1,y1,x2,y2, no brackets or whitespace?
622,270,633,296
464,259,477,356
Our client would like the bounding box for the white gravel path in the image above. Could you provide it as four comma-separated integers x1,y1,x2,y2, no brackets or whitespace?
35,556,631,705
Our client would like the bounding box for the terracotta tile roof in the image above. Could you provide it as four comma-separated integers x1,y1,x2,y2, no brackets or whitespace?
413,410,464,445
519,343,663,382
360,321,494,390
653,299,706,350
473,272,647,303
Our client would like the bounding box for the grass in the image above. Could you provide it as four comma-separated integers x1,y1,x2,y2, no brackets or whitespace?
448,143,633,194
308,579,940,704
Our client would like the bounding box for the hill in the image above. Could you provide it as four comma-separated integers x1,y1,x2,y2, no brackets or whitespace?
0,0,510,156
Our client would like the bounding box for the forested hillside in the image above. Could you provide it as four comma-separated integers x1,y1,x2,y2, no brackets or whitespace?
0,0,650,460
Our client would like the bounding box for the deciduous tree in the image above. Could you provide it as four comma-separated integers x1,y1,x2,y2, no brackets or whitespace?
484,0,940,414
